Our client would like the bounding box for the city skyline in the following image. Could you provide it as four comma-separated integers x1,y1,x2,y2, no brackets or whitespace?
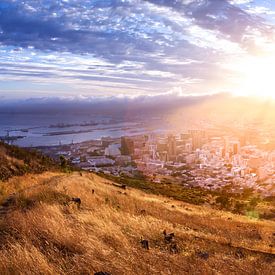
1,0,275,100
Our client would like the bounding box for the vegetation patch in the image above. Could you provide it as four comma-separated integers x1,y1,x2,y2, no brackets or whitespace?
15,188,71,211
99,173,275,220
0,142,58,181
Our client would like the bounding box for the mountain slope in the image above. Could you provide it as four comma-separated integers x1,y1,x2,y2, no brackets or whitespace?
0,141,57,181
0,171,274,274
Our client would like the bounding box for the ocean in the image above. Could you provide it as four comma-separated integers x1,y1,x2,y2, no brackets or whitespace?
0,113,161,147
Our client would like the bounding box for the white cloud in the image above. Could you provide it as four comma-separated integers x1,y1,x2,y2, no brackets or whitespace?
229,0,252,4
246,6,275,16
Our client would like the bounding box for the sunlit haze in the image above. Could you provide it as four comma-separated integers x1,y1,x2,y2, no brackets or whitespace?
227,54,275,97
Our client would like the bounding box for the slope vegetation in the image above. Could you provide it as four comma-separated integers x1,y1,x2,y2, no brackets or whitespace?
0,141,57,182
0,172,274,274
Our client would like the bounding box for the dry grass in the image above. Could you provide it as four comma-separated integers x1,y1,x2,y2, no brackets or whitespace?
0,142,58,182
0,172,274,274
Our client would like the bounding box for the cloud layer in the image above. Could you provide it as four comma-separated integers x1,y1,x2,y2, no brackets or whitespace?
0,0,274,99
0,91,230,116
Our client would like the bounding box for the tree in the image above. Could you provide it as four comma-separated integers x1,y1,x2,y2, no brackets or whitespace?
233,201,246,214
59,155,67,169
215,195,232,210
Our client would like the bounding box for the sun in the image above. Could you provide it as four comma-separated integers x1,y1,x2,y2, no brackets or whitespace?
229,55,275,98
242,58,275,97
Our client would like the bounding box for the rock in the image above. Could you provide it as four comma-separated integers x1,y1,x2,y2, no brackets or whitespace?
235,248,245,259
196,251,209,260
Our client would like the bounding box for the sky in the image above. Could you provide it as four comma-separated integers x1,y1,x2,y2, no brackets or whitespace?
1,0,275,101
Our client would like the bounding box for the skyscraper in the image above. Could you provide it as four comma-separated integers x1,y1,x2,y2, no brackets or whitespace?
189,130,205,150
121,137,134,155
167,135,177,161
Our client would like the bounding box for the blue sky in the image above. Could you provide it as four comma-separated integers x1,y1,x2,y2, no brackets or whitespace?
0,0,275,100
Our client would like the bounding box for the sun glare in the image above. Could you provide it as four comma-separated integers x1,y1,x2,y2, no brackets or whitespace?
233,55,275,98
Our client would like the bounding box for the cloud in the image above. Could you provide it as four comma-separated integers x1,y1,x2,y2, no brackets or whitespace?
0,91,228,115
229,0,252,4
0,0,274,99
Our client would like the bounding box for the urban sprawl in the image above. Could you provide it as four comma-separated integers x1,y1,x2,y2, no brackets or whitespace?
38,129,275,196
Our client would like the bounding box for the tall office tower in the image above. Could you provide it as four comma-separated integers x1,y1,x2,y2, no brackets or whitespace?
189,130,205,150
233,142,240,155
167,135,177,161
121,137,134,155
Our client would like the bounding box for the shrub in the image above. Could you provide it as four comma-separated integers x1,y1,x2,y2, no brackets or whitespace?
215,195,232,210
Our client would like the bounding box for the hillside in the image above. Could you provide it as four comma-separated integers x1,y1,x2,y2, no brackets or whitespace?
0,141,58,182
0,171,274,274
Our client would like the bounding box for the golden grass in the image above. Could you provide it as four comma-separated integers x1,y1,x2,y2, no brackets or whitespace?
0,172,274,274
